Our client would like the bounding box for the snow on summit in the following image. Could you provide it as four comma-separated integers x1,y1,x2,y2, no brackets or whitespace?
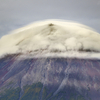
0,19,100,58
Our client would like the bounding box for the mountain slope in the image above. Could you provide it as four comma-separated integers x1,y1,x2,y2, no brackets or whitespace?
0,54,100,100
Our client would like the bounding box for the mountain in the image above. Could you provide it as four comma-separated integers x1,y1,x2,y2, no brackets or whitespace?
0,20,100,100
0,54,100,100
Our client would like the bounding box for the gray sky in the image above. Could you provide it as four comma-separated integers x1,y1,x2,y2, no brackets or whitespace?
0,0,100,38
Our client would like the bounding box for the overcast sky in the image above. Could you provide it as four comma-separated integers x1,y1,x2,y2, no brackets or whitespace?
0,0,100,38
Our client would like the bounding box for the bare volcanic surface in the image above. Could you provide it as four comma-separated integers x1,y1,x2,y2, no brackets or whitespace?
0,54,100,100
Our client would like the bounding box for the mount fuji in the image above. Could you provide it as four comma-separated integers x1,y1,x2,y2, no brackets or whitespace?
0,20,100,100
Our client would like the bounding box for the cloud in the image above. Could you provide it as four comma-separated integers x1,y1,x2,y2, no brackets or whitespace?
0,19,100,58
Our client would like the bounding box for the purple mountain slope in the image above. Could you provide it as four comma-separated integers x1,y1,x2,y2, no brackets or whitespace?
0,54,100,100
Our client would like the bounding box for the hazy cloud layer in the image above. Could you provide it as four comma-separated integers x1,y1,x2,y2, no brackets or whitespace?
0,20,100,59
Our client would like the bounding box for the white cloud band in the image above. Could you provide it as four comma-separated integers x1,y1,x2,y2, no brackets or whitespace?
0,19,100,58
